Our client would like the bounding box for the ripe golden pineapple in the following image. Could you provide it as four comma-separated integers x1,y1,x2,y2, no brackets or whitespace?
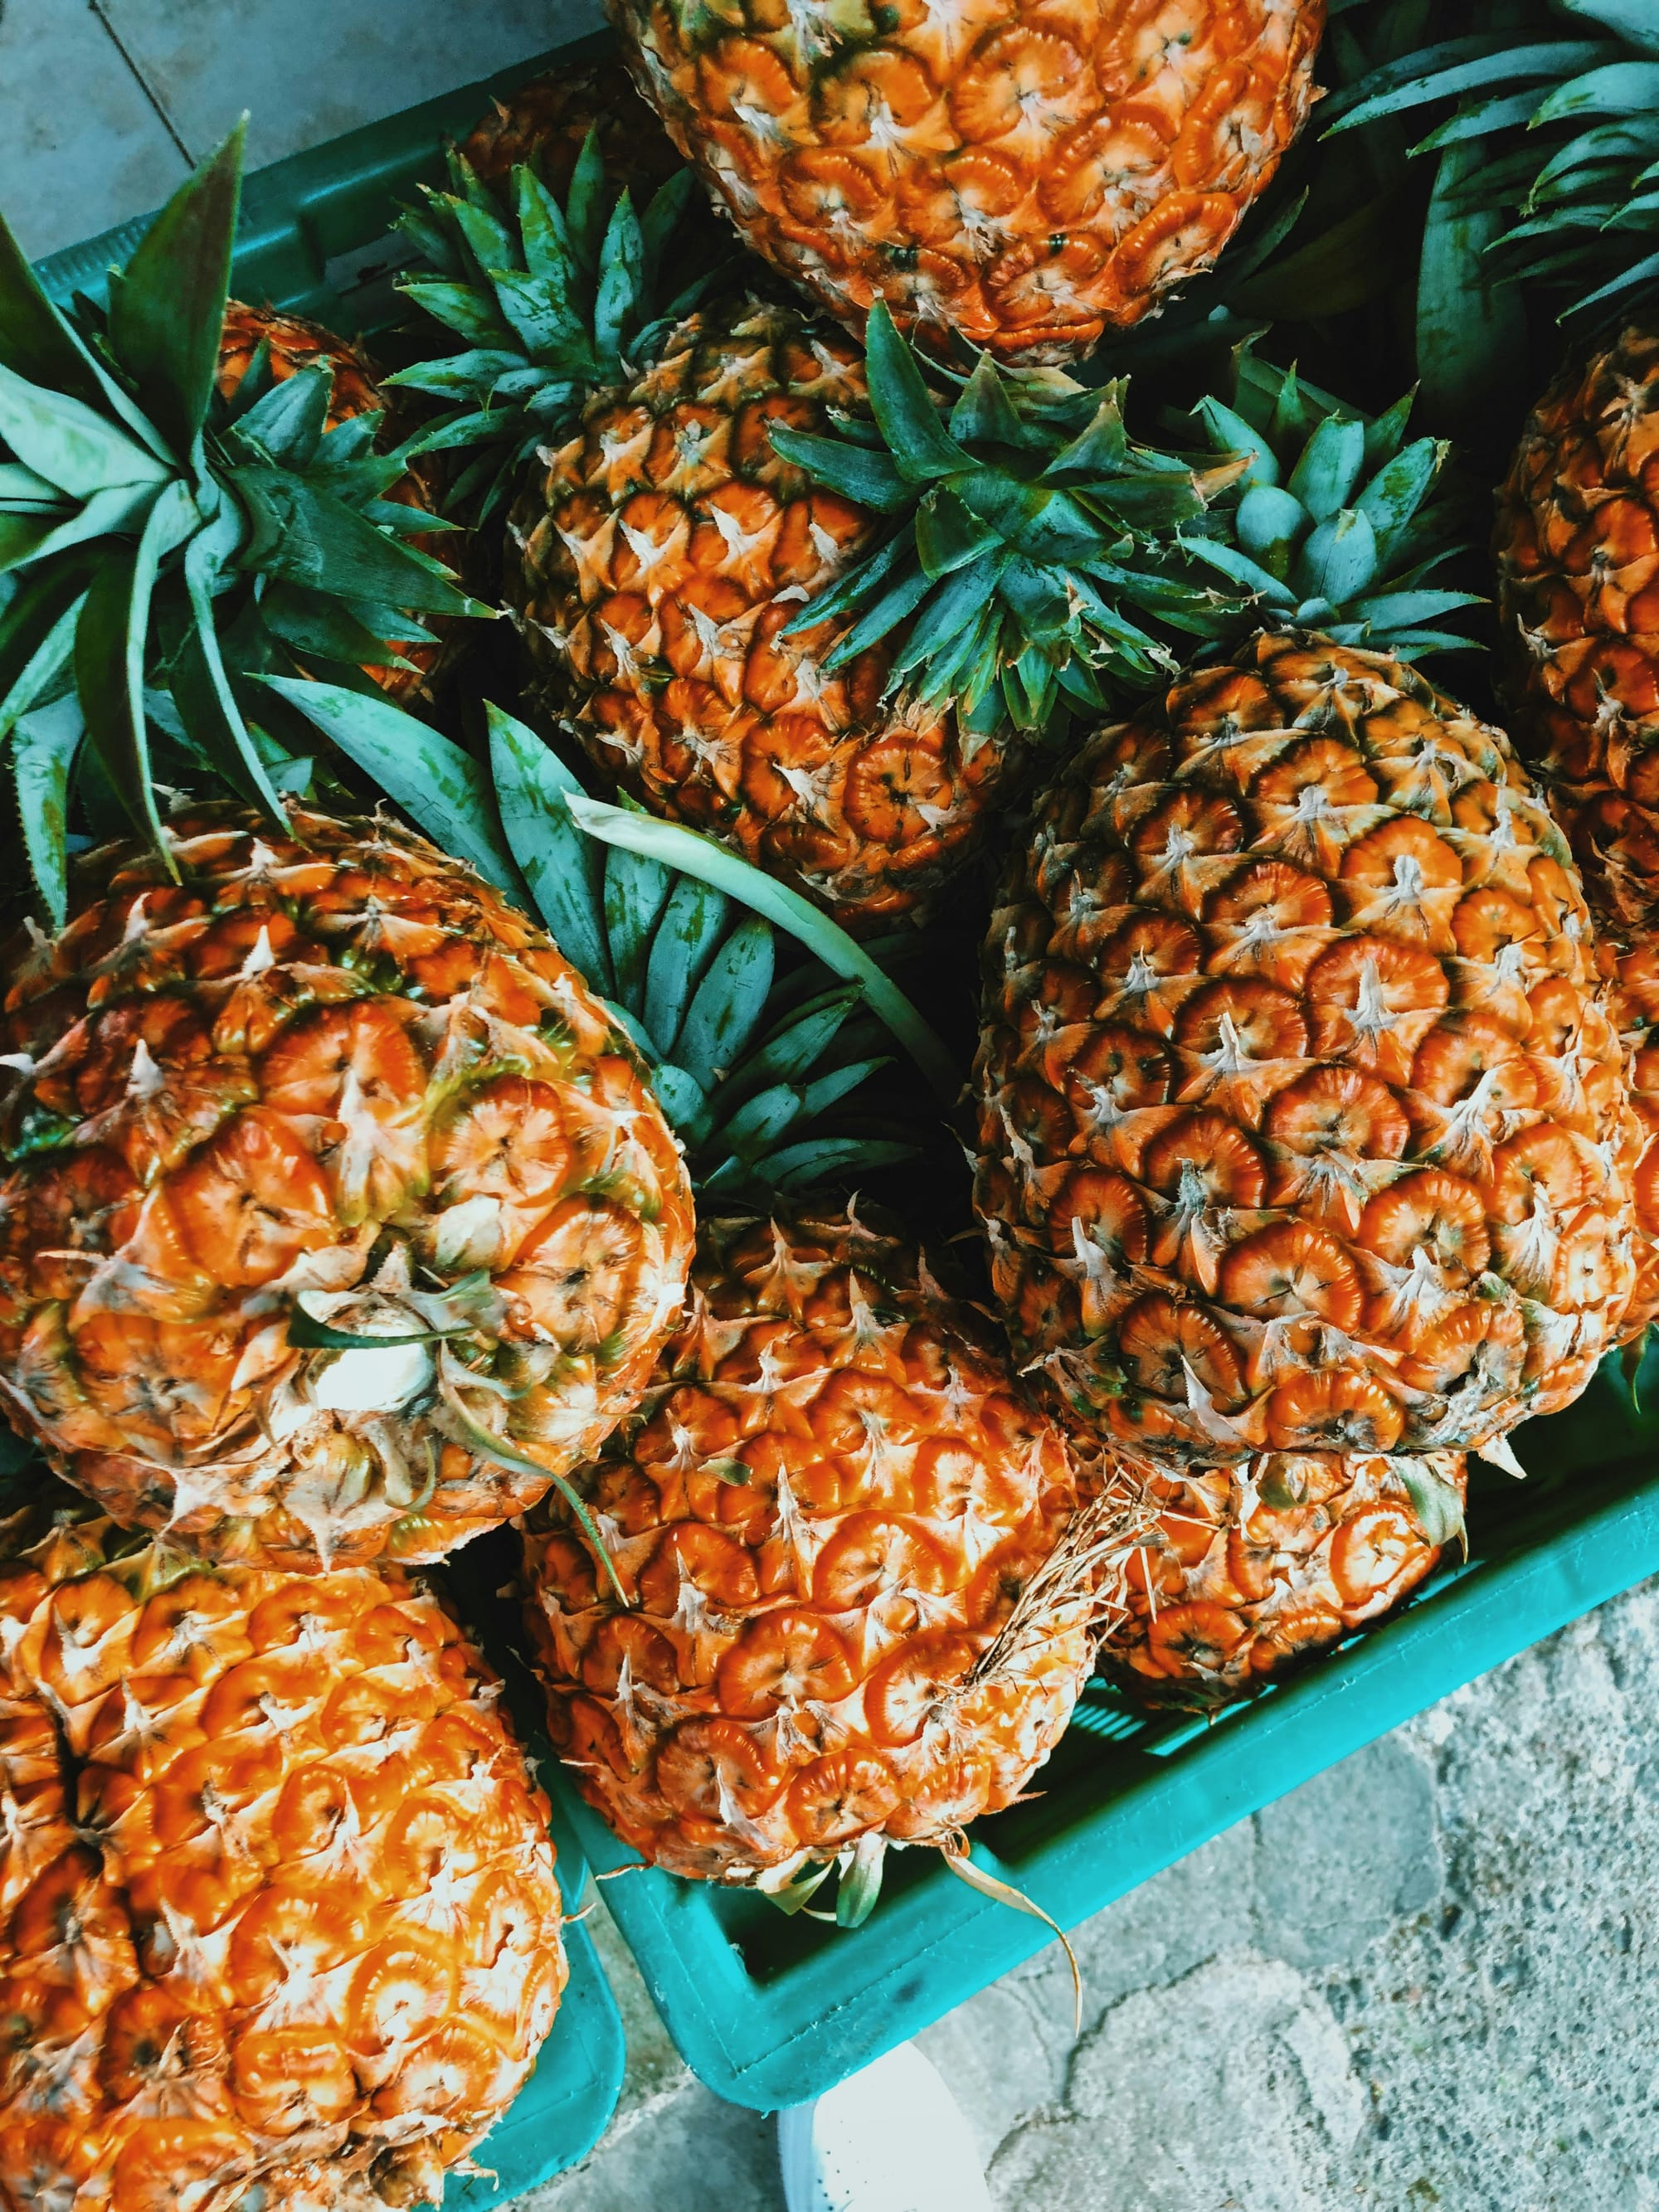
0,805,694,1573
1100,1448,1466,1708
1496,324,1659,1342
609,0,1325,361
1609,939,1659,1343
0,1470,565,2212
461,57,687,197
522,1210,1114,1891
508,297,1024,928
1495,323,1659,941
216,304,444,702
972,630,1638,1467
217,302,387,425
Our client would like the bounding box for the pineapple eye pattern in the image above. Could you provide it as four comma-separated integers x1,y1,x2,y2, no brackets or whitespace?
0,1487,566,2211
974,633,1640,1468
607,0,1322,360
522,1213,1121,1895
0,807,695,1573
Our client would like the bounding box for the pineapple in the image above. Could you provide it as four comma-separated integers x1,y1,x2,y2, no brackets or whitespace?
1333,19,1659,1349
1610,936,1659,1346
460,57,688,197
507,295,1027,929
607,0,1326,362
1494,325,1659,946
0,1466,565,2212
1099,1447,1466,1708
216,301,386,425
972,630,1639,1468
521,1209,1126,1904
1492,328,1659,1346
398,147,1298,927
0,802,694,1573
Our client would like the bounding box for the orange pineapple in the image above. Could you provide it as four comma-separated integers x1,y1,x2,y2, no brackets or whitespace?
1496,323,1659,1342
972,631,1639,1467
522,1211,1122,1894
0,1471,564,2212
0,804,694,1573
508,298,1024,929
1099,1448,1466,1707
608,0,1326,360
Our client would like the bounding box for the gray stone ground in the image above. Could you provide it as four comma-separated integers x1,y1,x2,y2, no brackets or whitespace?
526,1578,1659,2212
7,12,1657,2209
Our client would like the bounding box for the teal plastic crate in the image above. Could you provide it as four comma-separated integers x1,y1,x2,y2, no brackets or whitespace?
28,36,1659,2126
33,33,612,328
552,1366,1659,2107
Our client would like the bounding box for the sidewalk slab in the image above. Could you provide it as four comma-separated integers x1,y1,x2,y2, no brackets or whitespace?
95,0,606,169
0,0,187,257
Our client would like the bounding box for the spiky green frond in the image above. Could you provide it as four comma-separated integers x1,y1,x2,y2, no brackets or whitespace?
1178,345,1482,659
266,682,925,1198
775,307,1477,737
771,302,1255,740
0,133,484,923
1329,3,1659,329
387,134,711,522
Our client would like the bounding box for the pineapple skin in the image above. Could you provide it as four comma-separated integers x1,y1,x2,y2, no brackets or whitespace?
1496,324,1659,1342
0,1481,565,2212
1099,1448,1465,1709
0,806,695,1574
522,1212,1099,1884
216,302,387,425
607,0,1325,362
507,297,1024,929
1496,323,1659,942
461,57,688,197
972,631,1638,1468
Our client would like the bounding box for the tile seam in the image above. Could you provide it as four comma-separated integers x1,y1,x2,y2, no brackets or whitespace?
85,0,195,163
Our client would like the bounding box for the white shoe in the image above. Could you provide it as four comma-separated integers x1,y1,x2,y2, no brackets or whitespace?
777,2042,995,2212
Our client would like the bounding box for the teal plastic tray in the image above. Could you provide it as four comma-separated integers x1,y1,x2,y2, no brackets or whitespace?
29,36,1659,2125
552,1367,1659,2107
33,34,611,328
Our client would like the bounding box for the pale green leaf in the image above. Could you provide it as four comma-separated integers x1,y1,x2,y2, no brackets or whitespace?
259,676,530,900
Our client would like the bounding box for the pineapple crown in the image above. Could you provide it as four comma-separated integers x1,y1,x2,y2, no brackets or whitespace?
269,679,956,1198
768,300,1254,740
0,125,483,923
771,304,1477,741
386,135,712,520
1176,345,1481,659
1329,1,1659,330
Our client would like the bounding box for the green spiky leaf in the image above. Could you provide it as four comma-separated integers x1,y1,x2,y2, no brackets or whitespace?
643,875,730,1059
863,302,972,483
12,691,82,928
260,676,528,899
564,795,959,1105
673,915,775,1091
485,702,612,992
602,840,674,1018
107,124,245,462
